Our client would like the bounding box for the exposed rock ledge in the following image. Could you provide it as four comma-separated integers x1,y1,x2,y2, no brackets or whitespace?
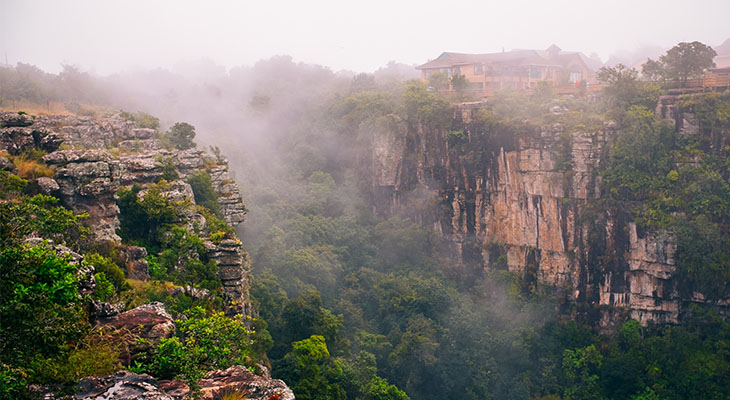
73,366,294,400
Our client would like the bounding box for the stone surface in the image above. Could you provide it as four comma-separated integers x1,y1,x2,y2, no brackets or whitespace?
370,100,730,327
73,367,294,400
36,176,60,195
74,371,174,400
121,246,150,280
95,302,175,365
196,366,295,400
0,111,34,127
7,111,252,317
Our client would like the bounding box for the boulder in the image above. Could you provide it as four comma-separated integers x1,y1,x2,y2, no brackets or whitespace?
74,371,174,400
95,302,175,365
0,111,34,127
197,366,295,400
36,177,60,195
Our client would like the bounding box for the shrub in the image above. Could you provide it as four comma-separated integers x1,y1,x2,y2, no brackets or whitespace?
117,183,180,249
142,307,254,395
188,170,221,217
120,111,160,130
164,122,197,150
85,253,128,293
0,245,88,369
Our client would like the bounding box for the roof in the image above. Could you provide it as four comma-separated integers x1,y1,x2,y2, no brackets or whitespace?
708,66,730,73
417,46,602,71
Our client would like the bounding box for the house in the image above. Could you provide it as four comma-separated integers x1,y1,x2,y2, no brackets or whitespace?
416,45,602,96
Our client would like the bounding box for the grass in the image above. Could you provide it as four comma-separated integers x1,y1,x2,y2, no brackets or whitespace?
0,100,113,116
9,150,54,179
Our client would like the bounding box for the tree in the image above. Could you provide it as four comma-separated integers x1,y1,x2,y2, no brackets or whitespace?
660,41,716,87
641,58,665,83
450,74,469,93
427,72,449,92
165,122,197,150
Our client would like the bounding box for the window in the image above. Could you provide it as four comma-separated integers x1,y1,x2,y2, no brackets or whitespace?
569,72,582,83
474,63,484,75
453,66,461,75
530,68,541,79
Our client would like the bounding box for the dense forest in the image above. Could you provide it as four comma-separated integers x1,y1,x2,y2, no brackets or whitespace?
1,40,730,400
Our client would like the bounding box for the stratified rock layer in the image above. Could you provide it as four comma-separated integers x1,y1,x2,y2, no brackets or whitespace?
0,111,252,318
371,102,729,327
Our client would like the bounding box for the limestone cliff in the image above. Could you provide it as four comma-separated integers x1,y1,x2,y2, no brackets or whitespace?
369,100,729,328
0,111,252,317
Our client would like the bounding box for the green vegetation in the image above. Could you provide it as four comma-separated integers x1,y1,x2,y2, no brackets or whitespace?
120,111,160,129
3,41,730,400
164,122,197,150
642,41,717,87
188,170,222,216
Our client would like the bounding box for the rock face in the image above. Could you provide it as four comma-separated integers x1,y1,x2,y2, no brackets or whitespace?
95,302,175,366
370,102,729,327
207,239,252,317
196,366,295,400
74,371,175,400
0,111,252,318
73,367,294,400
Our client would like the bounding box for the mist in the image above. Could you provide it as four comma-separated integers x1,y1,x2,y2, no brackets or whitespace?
4,1,730,398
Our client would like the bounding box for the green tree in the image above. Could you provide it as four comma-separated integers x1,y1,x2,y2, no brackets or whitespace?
427,72,449,91
164,122,197,150
641,58,666,83
562,344,603,400
450,74,469,94
660,41,717,87
187,170,221,217
280,335,347,400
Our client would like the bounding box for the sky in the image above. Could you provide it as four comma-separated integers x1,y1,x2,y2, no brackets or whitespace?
1,0,729,75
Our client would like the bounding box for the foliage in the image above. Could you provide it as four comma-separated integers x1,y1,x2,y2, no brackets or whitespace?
164,122,197,150
0,245,89,397
156,226,220,290
426,72,449,91
0,188,87,248
403,80,452,128
159,157,180,181
279,335,347,400
187,170,222,217
84,253,128,294
120,111,160,130
9,150,54,180
660,41,717,87
449,74,468,93
140,307,254,395
117,182,180,249
597,64,661,122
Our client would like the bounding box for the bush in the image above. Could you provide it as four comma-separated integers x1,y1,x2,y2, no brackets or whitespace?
164,122,197,150
142,307,254,394
187,171,221,217
120,111,160,130
85,253,128,293
117,183,180,249
0,245,89,375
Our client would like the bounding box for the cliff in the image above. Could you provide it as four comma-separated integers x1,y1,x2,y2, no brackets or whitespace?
369,99,730,328
0,111,251,316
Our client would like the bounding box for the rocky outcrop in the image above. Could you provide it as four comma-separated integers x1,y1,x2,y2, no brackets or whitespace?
73,367,294,400
43,149,122,242
207,239,252,316
371,102,729,327
95,302,175,366
196,366,295,400
0,112,252,317
74,371,175,400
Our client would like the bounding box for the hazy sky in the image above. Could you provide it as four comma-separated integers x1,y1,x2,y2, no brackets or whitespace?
1,0,729,75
